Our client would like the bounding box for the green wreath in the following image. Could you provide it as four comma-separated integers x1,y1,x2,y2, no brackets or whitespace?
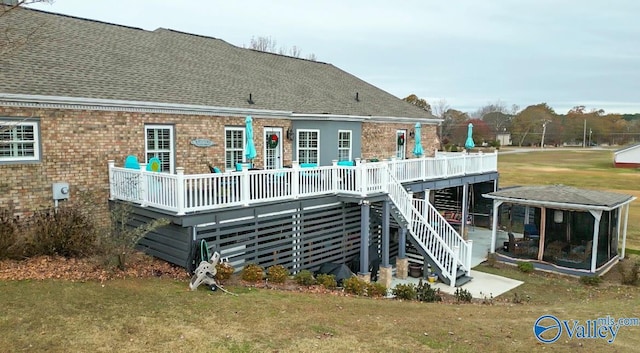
267,134,279,148
397,134,405,146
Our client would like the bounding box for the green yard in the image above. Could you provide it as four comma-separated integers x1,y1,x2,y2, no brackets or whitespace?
1,148,639,353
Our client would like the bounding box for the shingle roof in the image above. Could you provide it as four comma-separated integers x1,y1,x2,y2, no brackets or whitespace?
484,185,634,209
0,7,434,120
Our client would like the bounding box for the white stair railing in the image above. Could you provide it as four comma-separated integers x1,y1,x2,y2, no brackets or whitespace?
383,168,471,287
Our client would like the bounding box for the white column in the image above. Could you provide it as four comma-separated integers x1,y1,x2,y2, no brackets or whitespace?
108,160,115,200
621,203,630,259
176,167,185,215
490,200,503,253
589,210,603,273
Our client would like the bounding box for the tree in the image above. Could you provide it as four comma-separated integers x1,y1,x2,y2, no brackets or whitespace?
1,0,53,57
441,109,470,147
510,103,556,147
402,94,431,113
247,35,316,60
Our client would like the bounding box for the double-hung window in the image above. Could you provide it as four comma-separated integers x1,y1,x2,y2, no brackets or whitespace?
297,129,319,164
145,125,174,172
337,130,352,162
225,127,245,170
0,119,40,163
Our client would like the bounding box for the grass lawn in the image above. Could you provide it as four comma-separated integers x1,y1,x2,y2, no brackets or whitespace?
497,148,640,250
1,148,639,353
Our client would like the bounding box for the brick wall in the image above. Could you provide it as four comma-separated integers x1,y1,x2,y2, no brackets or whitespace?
361,122,439,160
0,106,293,217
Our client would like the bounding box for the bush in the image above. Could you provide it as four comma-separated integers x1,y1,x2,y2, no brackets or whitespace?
241,263,264,282
618,259,640,286
0,208,19,259
517,261,534,273
392,283,417,300
367,282,388,298
343,276,367,296
416,279,442,302
316,273,337,289
267,265,289,284
215,262,234,282
28,206,98,258
454,287,473,303
294,269,316,286
580,275,602,286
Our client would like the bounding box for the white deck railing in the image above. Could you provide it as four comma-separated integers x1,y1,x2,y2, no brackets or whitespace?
108,151,498,215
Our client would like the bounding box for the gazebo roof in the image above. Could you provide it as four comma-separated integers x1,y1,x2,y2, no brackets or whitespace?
483,185,635,211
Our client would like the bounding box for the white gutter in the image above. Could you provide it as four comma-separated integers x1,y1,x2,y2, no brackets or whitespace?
0,93,292,118
482,194,637,212
0,93,442,124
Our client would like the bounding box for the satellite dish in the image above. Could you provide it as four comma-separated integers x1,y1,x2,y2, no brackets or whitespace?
147,157,161,172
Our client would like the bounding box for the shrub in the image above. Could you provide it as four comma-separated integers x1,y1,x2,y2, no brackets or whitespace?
580,275,602,286
618,259,640,286
28,206,98,258
316,273,337,289
215,262,234,282
416,279,442,302
454,287,473,303
517,261,534,273
367,282,388,297
241,263,264,282
392,283,417,300
0,208,19,259
294,269,316,286
107,203,170,269
267,265,289,284
343,276,367,296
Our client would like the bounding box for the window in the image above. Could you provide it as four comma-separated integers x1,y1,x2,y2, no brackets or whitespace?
225,127,245,170
297,129,319,164
0,120,40,163
145,125,174,172
337,130,352,161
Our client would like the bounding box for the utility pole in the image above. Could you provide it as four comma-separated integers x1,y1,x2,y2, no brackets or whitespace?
583,119,587,148
541,120,549,148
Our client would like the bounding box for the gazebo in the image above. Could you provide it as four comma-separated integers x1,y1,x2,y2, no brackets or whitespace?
483,185,636,276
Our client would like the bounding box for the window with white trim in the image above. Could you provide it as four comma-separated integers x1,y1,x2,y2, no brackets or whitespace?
0,120,40,163
337,130,352,161
145,125,174,172
225,127,245,170
297,129,319,164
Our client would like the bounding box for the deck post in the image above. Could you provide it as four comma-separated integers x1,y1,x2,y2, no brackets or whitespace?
139,163,148,207
358,159,367,197
291,161,299,198
478,150,484,172
240,164,250,206
381,200,390,267
359,200,371,277
466,239,473,276
176,167,185,215
421,155,427,180
490,200,502,253
107,160,115,200
621,203,630,259
331,160,338,192
451,245,459,288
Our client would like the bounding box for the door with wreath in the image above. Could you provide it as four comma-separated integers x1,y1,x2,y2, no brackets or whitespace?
264,127,283,169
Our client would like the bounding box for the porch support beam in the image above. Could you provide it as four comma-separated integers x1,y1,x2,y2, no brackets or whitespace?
398,227,407,258
537,206,546,261
621,203,630,259
359,200,371,276
490,200,503,253
589,209,603,273
461,183,469,239
381,200,390,267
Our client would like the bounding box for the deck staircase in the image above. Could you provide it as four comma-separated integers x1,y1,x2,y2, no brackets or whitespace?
383,168,472,287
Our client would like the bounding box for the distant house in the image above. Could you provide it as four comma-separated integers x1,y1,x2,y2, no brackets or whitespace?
613,143,640,168
496,132,512,146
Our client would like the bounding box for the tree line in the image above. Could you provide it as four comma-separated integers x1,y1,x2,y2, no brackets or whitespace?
404,95,640,148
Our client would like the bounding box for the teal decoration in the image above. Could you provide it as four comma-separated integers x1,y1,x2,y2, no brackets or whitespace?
465,123,475,149
412,122,424,157
245,116,257,161
147,157,161,172
124,155,140,169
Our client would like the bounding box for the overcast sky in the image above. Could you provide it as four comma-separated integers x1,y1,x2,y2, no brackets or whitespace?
29,0,640,115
